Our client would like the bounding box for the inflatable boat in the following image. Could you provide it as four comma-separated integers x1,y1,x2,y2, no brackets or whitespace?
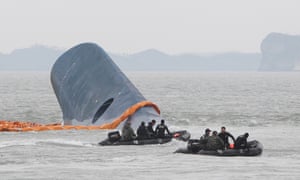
174,140,263,156
99,130,190,146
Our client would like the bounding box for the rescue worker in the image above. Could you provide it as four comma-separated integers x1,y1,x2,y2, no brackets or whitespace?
121,120,136,141
188,128,211,153
151,119,156,127
206,131,224,150
218,126,235,149
146,121,155,137
155,119,170,138
200,128,211,143
235,132,249,149
137,121,149,139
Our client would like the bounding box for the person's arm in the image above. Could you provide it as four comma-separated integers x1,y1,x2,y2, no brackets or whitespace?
155,126,158,134
228,132,235,143
165,126,170,134
150,126,154,133
130,127,136,137
244,138,249,150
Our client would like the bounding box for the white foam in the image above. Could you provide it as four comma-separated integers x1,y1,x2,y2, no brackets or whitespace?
0,140,37,148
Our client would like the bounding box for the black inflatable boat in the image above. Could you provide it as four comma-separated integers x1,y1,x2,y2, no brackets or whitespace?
175,139,263,156
99,130,190,146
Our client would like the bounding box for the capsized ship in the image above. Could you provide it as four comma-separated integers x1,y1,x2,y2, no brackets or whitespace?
0,43,161,131
51,43,161,129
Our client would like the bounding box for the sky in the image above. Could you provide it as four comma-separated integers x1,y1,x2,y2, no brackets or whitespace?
0,0,299,54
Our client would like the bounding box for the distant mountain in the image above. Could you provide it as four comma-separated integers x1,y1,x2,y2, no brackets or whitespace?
0,45,64,71
259,33,300,71
112,50,261,71
0,44,261,71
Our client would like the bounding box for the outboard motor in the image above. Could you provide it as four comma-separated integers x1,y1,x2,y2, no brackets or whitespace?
187,139,203,153
108,131,121,142
172,130,191,142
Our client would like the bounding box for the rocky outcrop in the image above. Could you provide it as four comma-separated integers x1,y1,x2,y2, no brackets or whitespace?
259,33,300,71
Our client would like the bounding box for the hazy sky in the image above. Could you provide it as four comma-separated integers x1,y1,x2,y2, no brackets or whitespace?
0,0,299,54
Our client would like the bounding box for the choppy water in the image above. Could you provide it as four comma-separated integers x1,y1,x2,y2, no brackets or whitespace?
0,71,299,179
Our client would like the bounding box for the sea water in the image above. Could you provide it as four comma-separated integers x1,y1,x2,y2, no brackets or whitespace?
0,71,299,180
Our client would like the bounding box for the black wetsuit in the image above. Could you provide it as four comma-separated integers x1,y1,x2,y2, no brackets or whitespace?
147,125,155,137
155,124,170,138
234,135,248,149
218,132,235,148
137,125,149,139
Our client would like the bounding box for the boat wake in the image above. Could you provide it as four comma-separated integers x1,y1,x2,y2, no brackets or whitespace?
0,139,94,149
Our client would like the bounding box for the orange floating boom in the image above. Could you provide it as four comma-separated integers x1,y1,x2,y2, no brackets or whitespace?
0,101,160,132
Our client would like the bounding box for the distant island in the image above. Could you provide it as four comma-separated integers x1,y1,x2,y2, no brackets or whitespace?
259,33,300,71
0,32,299,71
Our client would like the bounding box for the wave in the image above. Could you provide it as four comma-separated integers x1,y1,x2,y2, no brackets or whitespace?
36,139,95,147
0,139,94,149
166,113,300,127
0,140,37,148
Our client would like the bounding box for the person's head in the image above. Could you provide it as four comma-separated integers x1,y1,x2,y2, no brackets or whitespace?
212,131,218,136
148,122,152,126
205,128,211,135
125,120,131,127
221,126,226,133
244,132,249,138
152,119,156,125
161,119,165,124
141,121,145,126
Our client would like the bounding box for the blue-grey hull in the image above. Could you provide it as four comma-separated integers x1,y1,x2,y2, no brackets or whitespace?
51,43,160,128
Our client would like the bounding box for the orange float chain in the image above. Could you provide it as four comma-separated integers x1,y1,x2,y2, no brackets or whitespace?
0,101,160,132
